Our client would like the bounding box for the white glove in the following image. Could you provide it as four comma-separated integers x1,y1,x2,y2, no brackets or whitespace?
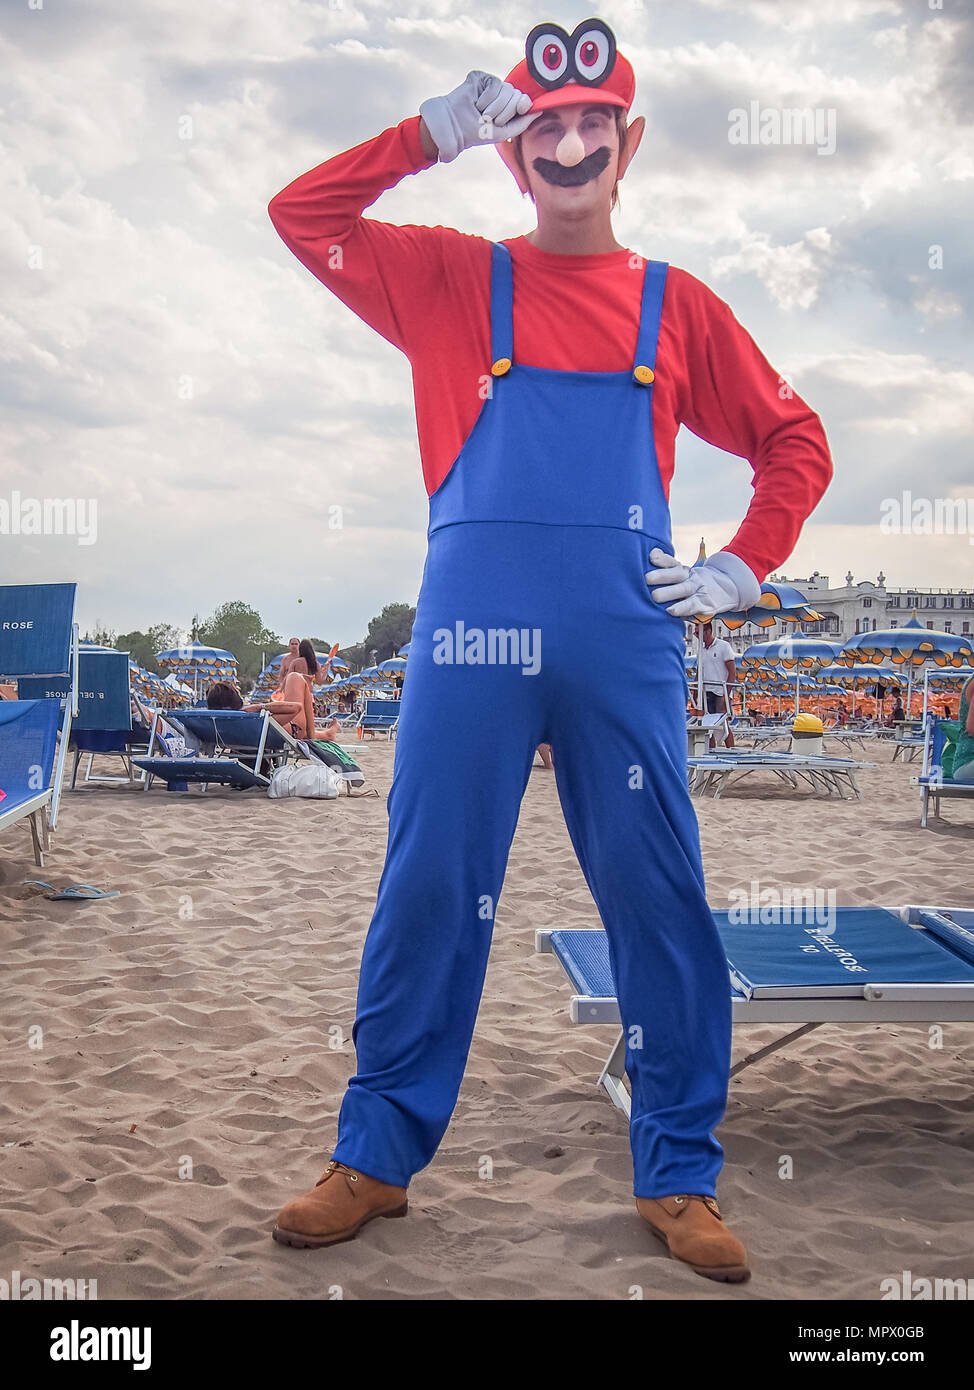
646,548,761,619
420,71,540,163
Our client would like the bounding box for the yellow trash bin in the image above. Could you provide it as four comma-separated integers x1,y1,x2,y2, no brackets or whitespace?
791,712,824,757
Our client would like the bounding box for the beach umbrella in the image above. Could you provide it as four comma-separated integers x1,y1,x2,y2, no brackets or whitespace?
837,614,974,669
397,643,411,657
920,663,974,721
158,641,236,668
157,641,237,696
688,542,822,710
717,581,826,631
740,638,839,713
378,658,406,674
816,663,905,687
815,662,905,718
837,614,974,713
746,669,845,717
740,637,839,670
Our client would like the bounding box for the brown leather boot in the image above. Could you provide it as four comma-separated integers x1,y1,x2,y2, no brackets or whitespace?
272,1160,408,1248
636,1194,750,1282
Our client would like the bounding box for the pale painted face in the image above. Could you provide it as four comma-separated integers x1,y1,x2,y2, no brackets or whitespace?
519,103,620,216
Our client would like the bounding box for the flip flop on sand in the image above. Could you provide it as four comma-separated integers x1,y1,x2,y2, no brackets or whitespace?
23,881,120,901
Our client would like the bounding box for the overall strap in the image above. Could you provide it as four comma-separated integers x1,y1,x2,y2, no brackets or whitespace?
632,259,669,382
489,242,514,373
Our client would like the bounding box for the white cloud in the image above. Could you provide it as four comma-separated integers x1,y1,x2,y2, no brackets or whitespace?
697,0,902,30
1,0,972,641
710,229,836,309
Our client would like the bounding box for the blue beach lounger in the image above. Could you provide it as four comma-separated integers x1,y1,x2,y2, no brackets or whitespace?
687,749,874,800
356,699,400,740
537,904,974,1116
133,709,300,792
0,699,61,866
1,582,79,830
912,716,974,829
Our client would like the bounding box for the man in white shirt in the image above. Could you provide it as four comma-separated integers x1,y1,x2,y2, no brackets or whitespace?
698,622,737,747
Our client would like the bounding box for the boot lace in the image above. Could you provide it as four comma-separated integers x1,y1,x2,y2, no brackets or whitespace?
316,1160,361,1195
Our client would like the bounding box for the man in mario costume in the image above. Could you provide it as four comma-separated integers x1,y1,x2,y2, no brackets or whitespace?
267,18,832,1282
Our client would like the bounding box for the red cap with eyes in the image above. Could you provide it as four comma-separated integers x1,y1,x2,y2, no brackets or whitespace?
504,18,634,114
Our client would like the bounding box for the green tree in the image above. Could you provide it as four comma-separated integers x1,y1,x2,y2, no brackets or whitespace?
84,624,117,648
197,601,281,683
341,603,415,672
115,623,181,673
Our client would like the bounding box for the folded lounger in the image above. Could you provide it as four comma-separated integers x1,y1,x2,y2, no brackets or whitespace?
687,749,874,800
536,904,974,1116
731,725,791,749
133,709,299,791
0,700,61,866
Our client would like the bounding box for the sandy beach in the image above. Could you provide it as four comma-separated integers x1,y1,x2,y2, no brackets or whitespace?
1,745,973,1301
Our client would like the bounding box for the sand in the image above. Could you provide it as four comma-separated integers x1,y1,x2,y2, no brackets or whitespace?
1,741,973,1301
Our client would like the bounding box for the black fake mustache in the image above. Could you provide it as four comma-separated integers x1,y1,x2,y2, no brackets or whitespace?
532,146,612,187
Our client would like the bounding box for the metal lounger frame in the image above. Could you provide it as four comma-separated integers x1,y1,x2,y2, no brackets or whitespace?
137,710,299,791
687,751,872,800
912,714,974,828
0,791,52,867
536,904,974,1117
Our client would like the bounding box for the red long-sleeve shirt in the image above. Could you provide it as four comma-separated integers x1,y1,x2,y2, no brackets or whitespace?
268,116,832,581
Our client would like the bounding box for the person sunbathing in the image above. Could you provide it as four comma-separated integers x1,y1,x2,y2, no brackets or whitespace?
208,677,313,739
253,674,316,739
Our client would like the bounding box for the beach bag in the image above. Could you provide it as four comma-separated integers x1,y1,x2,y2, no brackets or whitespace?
303,739,365,787
156,717,198,760
267,762,341,799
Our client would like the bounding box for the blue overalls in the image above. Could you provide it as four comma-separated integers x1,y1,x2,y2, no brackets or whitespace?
333,244,732,1199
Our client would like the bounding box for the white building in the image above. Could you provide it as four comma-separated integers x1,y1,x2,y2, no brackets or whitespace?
708,571,974,655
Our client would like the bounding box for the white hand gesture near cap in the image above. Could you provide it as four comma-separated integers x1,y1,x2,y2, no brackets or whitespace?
645,548,761,620
420,71,540,163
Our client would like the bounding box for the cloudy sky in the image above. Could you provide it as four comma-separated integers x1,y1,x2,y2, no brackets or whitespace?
2,0,972,646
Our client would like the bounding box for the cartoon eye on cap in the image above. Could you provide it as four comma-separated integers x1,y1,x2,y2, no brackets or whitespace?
525,18,617,90
572,21,616,85
526,24,570,87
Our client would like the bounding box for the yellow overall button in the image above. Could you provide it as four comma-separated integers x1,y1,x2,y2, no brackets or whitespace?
633,365,655,385
491,357,512,376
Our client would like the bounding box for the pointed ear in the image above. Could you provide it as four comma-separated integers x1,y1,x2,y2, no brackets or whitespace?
496,137,531,195
618,114,644,180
